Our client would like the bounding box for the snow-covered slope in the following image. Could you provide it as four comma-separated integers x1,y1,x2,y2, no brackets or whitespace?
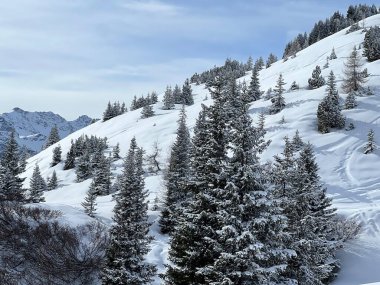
0,107,92,154
23,14,380,285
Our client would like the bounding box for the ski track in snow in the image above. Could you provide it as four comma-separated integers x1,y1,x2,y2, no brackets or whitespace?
19,15,380,285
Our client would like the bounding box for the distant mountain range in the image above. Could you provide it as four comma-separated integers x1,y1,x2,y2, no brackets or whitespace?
0,107,92,154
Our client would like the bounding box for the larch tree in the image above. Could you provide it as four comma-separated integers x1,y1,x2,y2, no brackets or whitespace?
102,138,156,285
342,46,367,93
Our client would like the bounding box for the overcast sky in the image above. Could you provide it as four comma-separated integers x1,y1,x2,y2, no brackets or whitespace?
0,0,376,119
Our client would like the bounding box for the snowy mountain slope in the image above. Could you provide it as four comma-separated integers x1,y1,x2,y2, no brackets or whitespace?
0,107,92,154
22,14,380,285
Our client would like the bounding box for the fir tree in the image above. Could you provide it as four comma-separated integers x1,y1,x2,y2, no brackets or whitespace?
364,129,375,154
47,170,58,190
164,77,228,285
292,130,304,150
44,125,60,149
51,145,62,167
102,138,156,284
269,73,286,114
76,152,91,182
163,86,175,110
344,92,358,109
112,143,121,160
141,104,155,119
209,92,293,284
172,84,182,104
82,180,97,218
150,91,158,104
308,65,325,89
29,164,46,203
363,25,380,62
0,131,25,202
160,106,191,234
181,79,194,105
247,66,262,101
317,71,345,133
103,101,113,121
92,153,111,196
342,46,367,93
266,53,278,68
329,47,337,60
63,142,76,170
290,81,299,91
281,143,340,284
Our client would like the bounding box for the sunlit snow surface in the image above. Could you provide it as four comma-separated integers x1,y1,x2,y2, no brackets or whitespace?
22,15,380,285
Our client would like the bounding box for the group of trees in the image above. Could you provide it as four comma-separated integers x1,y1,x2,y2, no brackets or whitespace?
283,4,379,58
363,25,380,61
103,101,127,122
159,76,347,284
131,92,158,111
162,79,194,110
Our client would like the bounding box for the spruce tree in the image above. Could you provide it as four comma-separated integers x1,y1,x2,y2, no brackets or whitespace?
363,25,380,62
29,164,47,203
266,53,278,68
172,84,182,104
308,65,325,89
344,92,358,109
0,131,25,202
64,142,76,170
164,77,228,285
317,71,345,133
210,92,292,284
82,180,97,218
103,101,113,121
269,73,286,114
47,170,58,190
342,46,367,93
163,86,175,110
112,143,121,160
364,129,375,154
92,153,111,196
150,91,158,104
51,145,62,167
160,106,191,234
281,143,340,284
292,130,304,150
102,138,156,284
247,66,262,101
181,79,194,105
329,47,337,60
44,125,60,149
76,152,91,182
141,104,155,119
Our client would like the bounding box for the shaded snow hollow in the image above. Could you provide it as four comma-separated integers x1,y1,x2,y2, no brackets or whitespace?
23,14,380,285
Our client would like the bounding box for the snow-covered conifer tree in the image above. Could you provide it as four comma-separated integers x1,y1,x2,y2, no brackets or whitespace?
51,145,62,167
112,143,120,160
269,73,286,114
47,170,58,190
181,79,194,105
308,65,325,89
317,71,345,133
63,141,76,170
329,47,337,60
76,152,91,182
247,66,262,101
163,86,175,110
364,129,375,154
102,138,156,284
292,130,304,150
172,84,182,104
29,164,46,203
344,92,358,109
160,106,191,234
141,104,155,119
44,125,60,149
82,180,97,218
